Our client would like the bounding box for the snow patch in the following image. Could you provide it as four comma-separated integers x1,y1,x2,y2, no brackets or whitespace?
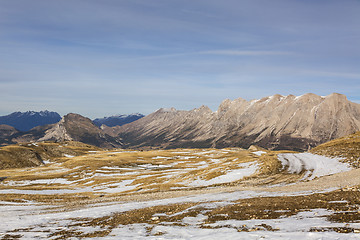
252,151,266,156
278,153,351,180
152,156,168,159
295,94,304,100
188,162,258,187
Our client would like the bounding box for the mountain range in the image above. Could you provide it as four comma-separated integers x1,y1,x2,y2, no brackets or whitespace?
1,93,360,151
0,111,61,131
93,113,144,127
0,112,144,148
8,113,123,148
107,93,360,151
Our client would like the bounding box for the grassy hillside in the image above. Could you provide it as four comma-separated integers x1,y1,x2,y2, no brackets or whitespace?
310,131,360,168
0,141,101,170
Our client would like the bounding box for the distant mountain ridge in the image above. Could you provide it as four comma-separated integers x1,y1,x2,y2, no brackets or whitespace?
0,111,142,148
2,93,360,151
109,93,360,151
0,111,61,131
93,113,144,127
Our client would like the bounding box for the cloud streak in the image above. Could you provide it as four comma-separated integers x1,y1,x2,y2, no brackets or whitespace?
200,50,292,56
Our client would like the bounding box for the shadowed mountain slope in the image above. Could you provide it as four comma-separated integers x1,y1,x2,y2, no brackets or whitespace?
93,113,144,127
0,125,19,146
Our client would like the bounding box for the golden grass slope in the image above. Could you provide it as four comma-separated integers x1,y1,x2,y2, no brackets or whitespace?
310,131,360,168
2,144,360,238
0,141,101,170
0,147,288,204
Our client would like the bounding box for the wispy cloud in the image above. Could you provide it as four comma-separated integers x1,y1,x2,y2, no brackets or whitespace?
302,70,360,79
199,50,292,56
127,49,292,61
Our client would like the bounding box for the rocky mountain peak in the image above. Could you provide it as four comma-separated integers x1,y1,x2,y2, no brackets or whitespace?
112,93,360,151
193,105,212,114
38,113,122,148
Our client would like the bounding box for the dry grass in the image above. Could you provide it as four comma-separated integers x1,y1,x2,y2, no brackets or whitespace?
0,145,294,204
311,131,360,168
0,141,100,170
1,142,360,238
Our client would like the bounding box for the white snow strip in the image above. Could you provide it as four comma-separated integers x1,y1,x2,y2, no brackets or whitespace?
3,178,72,186
152,156,168,159
188,162,258,187
295,94,304,100
138,164,170,169
178,156,194,160
278,153,351,180
64,154,74,158
92,180,139,193
106,223,360,240
99,166,130,171
252,151,266,156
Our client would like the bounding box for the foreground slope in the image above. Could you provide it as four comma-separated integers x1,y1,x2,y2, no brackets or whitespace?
310,131,360,168
0,144,359,239
0,141,100,169
111,93,360,151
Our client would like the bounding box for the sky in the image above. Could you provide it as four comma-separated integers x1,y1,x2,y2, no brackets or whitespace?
0,0,359,118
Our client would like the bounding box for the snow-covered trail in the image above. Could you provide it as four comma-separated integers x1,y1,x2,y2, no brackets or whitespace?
277,153,352,180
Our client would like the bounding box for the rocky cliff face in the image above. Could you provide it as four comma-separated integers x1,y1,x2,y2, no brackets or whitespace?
110,93,360,151
38,113,123,148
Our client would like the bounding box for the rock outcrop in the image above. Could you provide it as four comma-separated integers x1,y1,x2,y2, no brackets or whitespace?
38,113,123,148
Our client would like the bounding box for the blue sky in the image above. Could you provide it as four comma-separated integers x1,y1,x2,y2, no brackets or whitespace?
0,0,359,118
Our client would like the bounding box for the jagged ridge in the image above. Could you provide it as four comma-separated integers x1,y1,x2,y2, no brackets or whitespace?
109,93,360,151
0,111,61,131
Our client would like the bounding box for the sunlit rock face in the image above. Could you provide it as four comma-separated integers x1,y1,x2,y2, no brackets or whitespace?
112,93,360,151
37,113,123,148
